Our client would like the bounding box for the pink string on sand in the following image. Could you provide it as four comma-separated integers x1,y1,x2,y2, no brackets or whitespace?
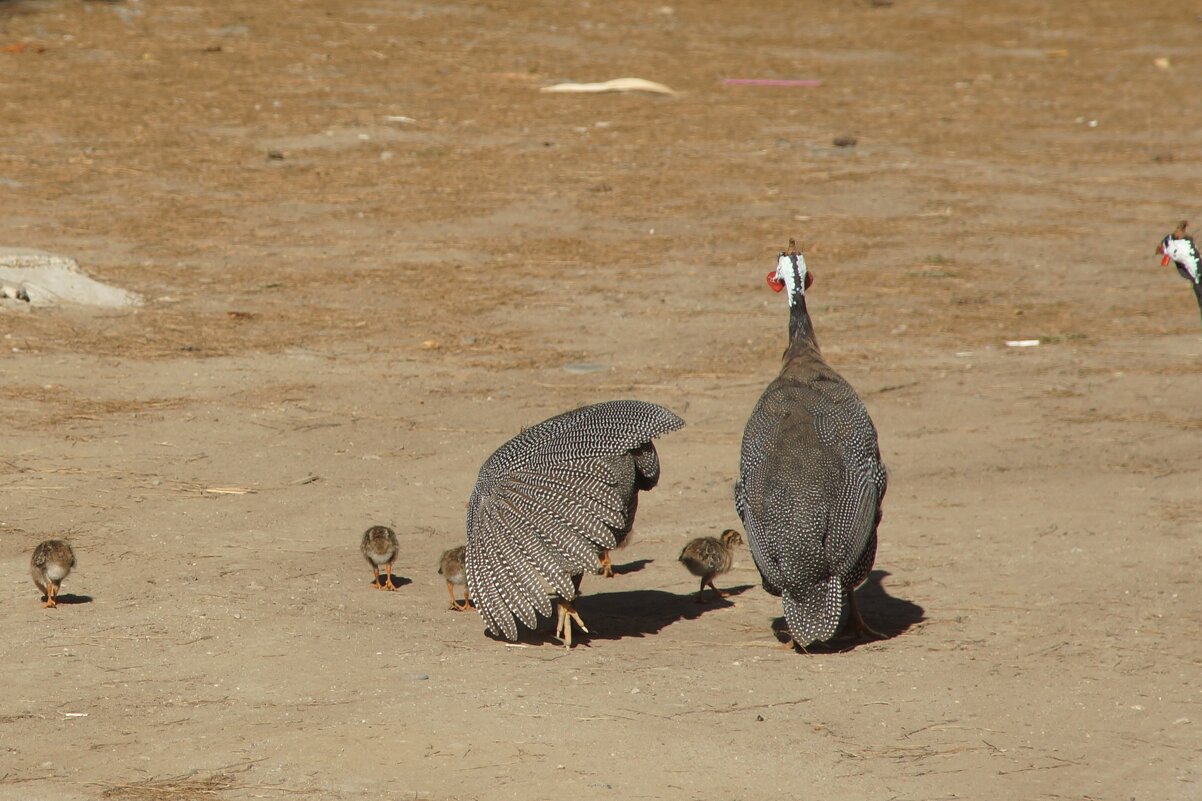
722,78,823,87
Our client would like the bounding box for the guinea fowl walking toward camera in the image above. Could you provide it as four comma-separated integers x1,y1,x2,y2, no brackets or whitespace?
735,241,887,650
465,400,684,647
1155,220,1202,330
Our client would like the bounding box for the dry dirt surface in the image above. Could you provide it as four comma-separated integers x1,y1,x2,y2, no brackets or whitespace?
2,0,1201,799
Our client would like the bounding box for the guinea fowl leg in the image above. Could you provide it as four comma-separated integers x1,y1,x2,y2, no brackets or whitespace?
555,600,589,648
445,580,465,611
599,550,614,578
44,581,58,609
381,562,398,591
557,573,588,647
845,591,884,640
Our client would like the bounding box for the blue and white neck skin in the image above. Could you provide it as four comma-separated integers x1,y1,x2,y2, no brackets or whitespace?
774,250,819,353
1161,233,1202,284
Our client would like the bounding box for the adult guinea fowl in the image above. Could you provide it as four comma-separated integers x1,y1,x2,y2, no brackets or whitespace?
465,400,684,647
735,240,888,650
1155,220,1202,330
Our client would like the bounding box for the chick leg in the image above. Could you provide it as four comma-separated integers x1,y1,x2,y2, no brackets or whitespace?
695,576,709,604
44,581,59,609
381,562,398,591
555,600,589,649
369,565,383,589
706,577,730,601
845,591,884,640
599,550,614,578
446,580,466,611
463,585,474,609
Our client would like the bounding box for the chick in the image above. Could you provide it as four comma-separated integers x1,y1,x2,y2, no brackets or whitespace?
678,529,743,603
360,525,400,590
31,539,76,609
437,545,472,611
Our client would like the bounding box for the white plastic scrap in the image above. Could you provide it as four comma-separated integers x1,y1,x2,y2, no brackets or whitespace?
540,78,678,96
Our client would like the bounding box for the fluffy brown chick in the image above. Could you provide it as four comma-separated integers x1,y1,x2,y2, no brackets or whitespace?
678,528,743,603
360,525,400,590
31,539,76,609
437,545,473,611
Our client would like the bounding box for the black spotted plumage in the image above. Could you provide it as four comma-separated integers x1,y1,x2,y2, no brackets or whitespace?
735,244,887,648
465,400,684,643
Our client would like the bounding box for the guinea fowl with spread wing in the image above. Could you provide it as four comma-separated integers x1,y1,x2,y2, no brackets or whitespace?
465,400,684,647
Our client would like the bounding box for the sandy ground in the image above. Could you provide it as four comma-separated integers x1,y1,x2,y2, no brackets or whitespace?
2,0,1201,799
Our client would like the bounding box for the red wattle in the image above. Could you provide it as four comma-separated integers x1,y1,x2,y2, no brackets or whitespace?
804,272,814,289
766,271,785,292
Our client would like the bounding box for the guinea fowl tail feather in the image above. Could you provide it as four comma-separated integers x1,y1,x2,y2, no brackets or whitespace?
781,575,843,647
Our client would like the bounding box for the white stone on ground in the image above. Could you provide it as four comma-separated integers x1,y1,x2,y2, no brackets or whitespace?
0,248,141,308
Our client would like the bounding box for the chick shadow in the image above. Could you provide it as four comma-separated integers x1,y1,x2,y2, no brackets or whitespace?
607,558,653,576
45,593,94,605
369,575,413,590
771,570,923,653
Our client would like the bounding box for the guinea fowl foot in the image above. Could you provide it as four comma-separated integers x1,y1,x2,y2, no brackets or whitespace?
555,600,589,648
845,593,885,641
598,551,614,578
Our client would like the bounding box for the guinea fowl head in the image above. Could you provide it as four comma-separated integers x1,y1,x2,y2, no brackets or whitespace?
767,239,819,353
719,529,744,547
1158,221,1200,272
766,238,814,304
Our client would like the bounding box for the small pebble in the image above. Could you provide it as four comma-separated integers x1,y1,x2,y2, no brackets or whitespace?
833,135,858,147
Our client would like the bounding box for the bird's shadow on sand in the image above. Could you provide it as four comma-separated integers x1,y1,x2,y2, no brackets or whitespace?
771,570,924,653
491,585,755,648
45,593,93,605
608,558,652,576
369,576,413,591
